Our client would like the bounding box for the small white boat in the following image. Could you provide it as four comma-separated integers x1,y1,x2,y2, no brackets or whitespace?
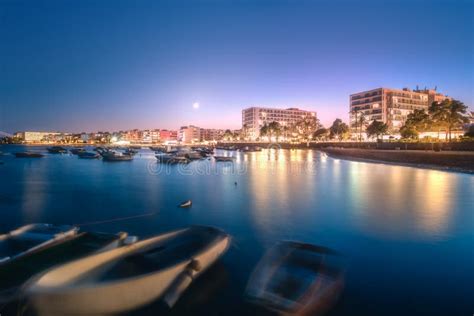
179,200,192,208
0,224,78,265
245,241,345,315
0,231,132,304
27,226,230,315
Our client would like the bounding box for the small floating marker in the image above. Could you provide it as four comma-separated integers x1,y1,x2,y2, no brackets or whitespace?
179,200,192,208
234,181,238,186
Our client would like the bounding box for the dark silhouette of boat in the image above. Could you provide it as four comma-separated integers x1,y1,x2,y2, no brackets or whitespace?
14,152,44,158
47,146,68,154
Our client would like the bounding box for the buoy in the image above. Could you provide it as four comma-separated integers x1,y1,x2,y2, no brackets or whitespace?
234,182,237,186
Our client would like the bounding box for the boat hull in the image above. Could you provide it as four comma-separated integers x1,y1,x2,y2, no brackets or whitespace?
27,226,230,315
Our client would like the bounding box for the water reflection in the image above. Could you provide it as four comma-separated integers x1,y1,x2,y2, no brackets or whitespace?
0,145,473,316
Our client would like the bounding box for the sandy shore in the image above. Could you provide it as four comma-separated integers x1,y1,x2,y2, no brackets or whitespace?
320,148,474,174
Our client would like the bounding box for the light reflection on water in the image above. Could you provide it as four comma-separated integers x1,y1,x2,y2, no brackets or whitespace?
0,145,473,315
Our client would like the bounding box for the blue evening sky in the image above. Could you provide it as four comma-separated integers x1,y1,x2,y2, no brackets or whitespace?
1,0,473,133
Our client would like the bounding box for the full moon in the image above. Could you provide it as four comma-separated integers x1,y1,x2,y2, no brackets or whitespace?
193,102,200,109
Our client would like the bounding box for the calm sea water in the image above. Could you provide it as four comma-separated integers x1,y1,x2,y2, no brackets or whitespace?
0,145,473,316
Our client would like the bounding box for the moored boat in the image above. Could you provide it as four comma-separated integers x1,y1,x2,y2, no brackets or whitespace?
27,226,230,315
70,148,86,155
47,146,68,154
213,156,235,162
245,241,345,315
156,154,190,164
0,231,131,303
78,151,100,159
0,224,79,265
14,152,44,158
102,151,133,161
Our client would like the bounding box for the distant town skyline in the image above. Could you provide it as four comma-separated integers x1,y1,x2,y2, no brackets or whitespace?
1,0,473,134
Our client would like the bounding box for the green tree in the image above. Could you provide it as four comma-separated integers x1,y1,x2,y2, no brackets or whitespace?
259,124,269,141
429,99,469,141
465,125,474,138
268,121,281,142
295,114,319,143
446,100,469,141
223,129,233,141
329,119,349,141
399,125,418,139
366,120,388,141
405,109,431,132
313,127,328,141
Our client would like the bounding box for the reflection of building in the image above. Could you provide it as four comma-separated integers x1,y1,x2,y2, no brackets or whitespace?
15,131,62,143
179,125,201,143
350,87,450,133
242,107,317,140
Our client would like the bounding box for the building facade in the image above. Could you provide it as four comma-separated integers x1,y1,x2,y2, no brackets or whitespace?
179,125,201,143
200,128,224,142
350,87,449,133
242,107,317,140
15,131,62,143
159,130,178,142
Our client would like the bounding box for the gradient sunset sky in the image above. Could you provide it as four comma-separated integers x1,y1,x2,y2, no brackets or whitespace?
1,0,473,133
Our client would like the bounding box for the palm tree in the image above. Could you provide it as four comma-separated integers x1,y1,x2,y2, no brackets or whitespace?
329,118,349,141
429,99,468,141
446,100,469,141
268,121,281,142
259,124,269,142
429,100,450,139
358,114,367,142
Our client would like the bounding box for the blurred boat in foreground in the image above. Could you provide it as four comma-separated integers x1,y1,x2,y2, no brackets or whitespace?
245,241,344,316
0,231,131,303
0,224,78,265
27,226,230,315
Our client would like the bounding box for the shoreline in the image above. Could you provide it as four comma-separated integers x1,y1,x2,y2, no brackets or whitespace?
320,148,474,174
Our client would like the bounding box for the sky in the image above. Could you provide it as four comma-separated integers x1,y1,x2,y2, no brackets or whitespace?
1,0,473,133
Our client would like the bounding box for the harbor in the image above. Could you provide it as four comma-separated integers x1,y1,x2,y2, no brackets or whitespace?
0,145,473,315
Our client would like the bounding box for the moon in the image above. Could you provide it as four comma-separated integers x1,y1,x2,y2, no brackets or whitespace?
193,102,200,109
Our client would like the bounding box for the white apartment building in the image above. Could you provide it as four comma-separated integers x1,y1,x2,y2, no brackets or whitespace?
179,125,201,143
350,87,449,133
15,131,62,143
242,107,317,140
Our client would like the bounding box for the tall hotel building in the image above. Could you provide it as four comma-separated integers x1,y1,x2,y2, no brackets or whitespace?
350,87,449,133
242,107,317,140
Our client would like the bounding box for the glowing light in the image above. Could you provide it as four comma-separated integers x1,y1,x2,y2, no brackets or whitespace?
193,102,200,109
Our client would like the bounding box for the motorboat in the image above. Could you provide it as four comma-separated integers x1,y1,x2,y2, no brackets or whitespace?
27,226,230,315
156,154,190,164
185,151,204,161
78,151,100,159
245,241,345,315
0,224,79,265
179,200,192,208
0,231,131,303
70,148,86,155
124,148,139,155
102,151,133,162
47,146,68,154
213,156,235,162
14,152,44,158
